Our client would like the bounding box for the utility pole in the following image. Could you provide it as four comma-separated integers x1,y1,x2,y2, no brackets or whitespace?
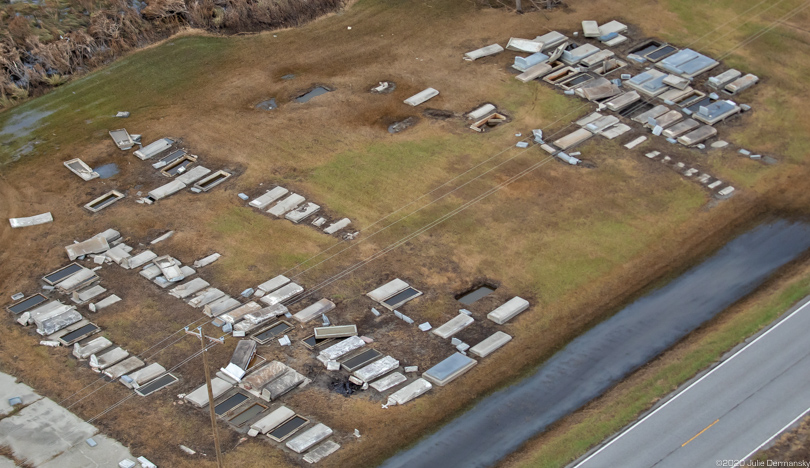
186,327,226,468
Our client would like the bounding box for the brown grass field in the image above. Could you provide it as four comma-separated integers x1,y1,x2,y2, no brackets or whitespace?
1,0,810,467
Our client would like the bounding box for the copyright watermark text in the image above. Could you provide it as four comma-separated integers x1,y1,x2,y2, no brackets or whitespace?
717,461,810,467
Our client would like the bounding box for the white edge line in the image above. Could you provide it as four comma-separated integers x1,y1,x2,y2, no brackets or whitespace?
733,404,810,467
573,298,810,467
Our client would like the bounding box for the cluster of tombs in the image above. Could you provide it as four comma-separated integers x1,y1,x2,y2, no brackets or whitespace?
4,228,190,399
13,17,775,466
67,130,234,209
245,185,355,238
167,275,531,463
457,19,762,196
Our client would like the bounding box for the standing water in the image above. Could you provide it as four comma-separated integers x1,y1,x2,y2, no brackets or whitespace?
381,219,810,468
94,163,119,179
295,87,330,103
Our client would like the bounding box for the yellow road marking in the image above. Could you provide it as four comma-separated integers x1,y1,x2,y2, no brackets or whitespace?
682,419,720,447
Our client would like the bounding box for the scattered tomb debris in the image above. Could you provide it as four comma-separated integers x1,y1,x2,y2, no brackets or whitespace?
134,138,174,160
9,212,53,228
84,190,125,213
109,129,134,150
388,116,419,134
404,88,439,106
463,44,504,61
64,158,99,181
470,112,508,132
370,81,397,93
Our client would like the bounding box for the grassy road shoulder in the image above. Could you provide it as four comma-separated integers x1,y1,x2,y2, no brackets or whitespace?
502,256,810,468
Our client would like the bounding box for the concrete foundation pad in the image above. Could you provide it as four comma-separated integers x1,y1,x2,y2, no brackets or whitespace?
0,373,42,416
0,398,97,465
40,433,134,468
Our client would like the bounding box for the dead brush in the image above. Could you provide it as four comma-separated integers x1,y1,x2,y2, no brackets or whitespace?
0,0,345,109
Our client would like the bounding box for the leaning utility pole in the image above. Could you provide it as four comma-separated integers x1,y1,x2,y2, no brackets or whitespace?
186,327,226,468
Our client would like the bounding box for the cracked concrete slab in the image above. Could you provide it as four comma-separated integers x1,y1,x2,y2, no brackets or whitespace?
40,433,133,468
0,398,97,465
0,373,42,416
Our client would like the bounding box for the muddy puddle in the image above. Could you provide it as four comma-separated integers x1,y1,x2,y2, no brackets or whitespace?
0,108,54,139
94,163,119,179
381,219,810,468
256,98,277,110
295,86,330,103
457,285,496,305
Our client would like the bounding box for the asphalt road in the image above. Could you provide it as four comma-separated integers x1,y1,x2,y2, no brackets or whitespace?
573,296,810,468
381,221,810,468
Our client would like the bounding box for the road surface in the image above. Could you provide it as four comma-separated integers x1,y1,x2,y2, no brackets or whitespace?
573,296,810,468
